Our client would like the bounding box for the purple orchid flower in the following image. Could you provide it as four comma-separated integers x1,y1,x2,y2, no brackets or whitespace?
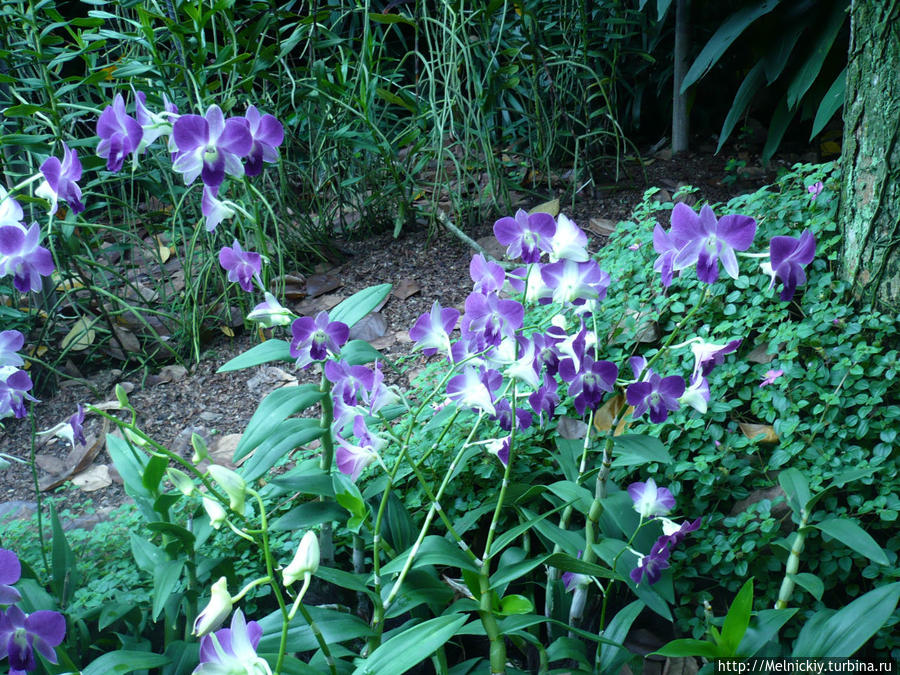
326,359,376,406
446,366,501,415
669,203,757,284
0,222,56,293
243,105,284,177
172,105,252,188
532,330,563,377
768,230,816,301
201,186,235,232
491,398,533,432
0,548,22,605
529,373,560,425
627,477,675,518
96,93,143,172
362,361,399,415
680,372,710,414
486,436,511,467
68,404,86,447
218,240,261,293
0,367,38,419
0,331,25,368
0,605,66,674
558,354,618,416
469,253,505,295
629,539,671,585
807,181,823,200
36,143,84,215
195,610,269,675
460,291,524,348
493,209,556,263
290,311,349,368
562,550,589,591
652,223,687,287
539,259,610,306
626,358,685,424
659,517,702,549
690,338,741,377
409,301,459,356
134,90,178,152
335,415,384,481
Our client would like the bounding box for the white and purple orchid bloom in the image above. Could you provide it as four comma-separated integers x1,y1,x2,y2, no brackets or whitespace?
493,209,556,263
289,311,349,368
243,105,284,177
489,336,540,390
808,181,823,200
194,609,272,675
96,93,143,173
363,361,399,415
659,203,757,285
134,90,178,153
329,361,395,433
652,223,687,287
760,368,784,387
172,105,252,189
548,213,589,262
469,253,505,295
36,143,84,216
327,359,376,407
540,259,610,306
690,338,741,377
460,291,524,349
336,415,385,481
768,230,816,301
0,605,66,675
626,356,685,424
0,221,55,293
446,366,501,415
659,516,702,549
0,186,24,227
491,398,533,432
0,331,25,368
409,301,459,357
558,354,618,416
0,367,38,420
629,539,671,585
562,551,590,592
247,292,293,328
627,477,675,518
39,403,87,450
193,577,233,637
201,186,235,232
532,330,563,377
486,435,511,467
0,548,22,605
218,240,262,293
679,372,711,414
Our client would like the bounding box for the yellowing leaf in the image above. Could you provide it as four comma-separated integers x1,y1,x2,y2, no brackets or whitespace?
220,326,235,337
55,278,84,292
739,422,779,444
529,198,560,218
592,393,634,436
156,235,171,263
61,317,97,351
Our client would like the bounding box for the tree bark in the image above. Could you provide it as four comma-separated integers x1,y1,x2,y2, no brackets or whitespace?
839,0,900,312
672,0,690,155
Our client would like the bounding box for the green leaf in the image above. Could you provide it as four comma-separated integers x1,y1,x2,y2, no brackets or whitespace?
717,63,766,152
498,594,533,615
81,651,171,675
778,468,811,515
352,614,468,675
737,608,797,657
381,536,480,575
259,605,373,652
330,284,392,328
152,559,184,621
810,67,846,139
106,433,153,500
544,552,617,580
791,582,900,657
610,434,673,467
216,339,293,372
271,460,335,497
719,578,754,655
792,572,824,601
366,11,414,25
316,566,379,602
333,472,368,531
762,19,807,83
491,501,570,556
3,103,43,116
786,1,847,108
762,95,797,163
598,600,643,673
142,454,168,495
50,504,77,604
272,501,346,531
241,419,324,482
130,533,164,574
813,518,888,565
681,0,781,92
653,638,722,658
340,339,385,365
146,522,196,555
545,480,593,514
235,384,323,461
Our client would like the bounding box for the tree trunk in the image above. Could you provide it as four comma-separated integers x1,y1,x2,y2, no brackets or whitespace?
839,0,900,312
672,0,690,155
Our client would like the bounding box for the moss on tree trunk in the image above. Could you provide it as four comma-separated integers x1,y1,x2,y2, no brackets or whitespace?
839,0,900,311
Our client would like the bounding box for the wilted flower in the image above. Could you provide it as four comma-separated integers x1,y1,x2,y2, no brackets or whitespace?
243,105,284,177
627,477,675,518
659,517,702,548
759,369,784,387
172,105,252,188
96,93,143,172
768,230,816,301
283,531,320,588
493,209,556,263
0,605,66,673
667,203,757,284
0,221,56,293
289,311,349,368
192,577,233,637
194,610,271,675
219,240,261,293
36,143,84,215
0,548,22,605
38,404,86,450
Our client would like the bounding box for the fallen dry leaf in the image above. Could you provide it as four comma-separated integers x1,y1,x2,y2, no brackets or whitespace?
61,316,96,352
210,433,241,468
71,465,112,492
746,341,777,364
592,393,633,436
306,273,343,298
587,217,618,237
349,312,388,342
369,334,395,351
393,279,421,300
739,422,779,444
529,198,560,217
35,454,66,475
272,274,307,301
557,416,587,440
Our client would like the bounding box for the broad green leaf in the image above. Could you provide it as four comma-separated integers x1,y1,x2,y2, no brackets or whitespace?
366,11,414,25
3,103,43,116
316,566,379,602
383,491,417,552
271,501,346,531
152,559,184,621
610,434,672,467
217,339,293,372
543,552,617,580
598,600,643,672
778,468,810,515
235,384,323,461
717,63,766,152
381,535,480,575
810,67,846,139
333,472,368,531
81,651,171,675
241,419,324,482
653,638,721,658
146,522,196,555
792,572,824,601
813,518,888,565
791,582,900,657
545,480,593,514
258,606,373,652
490,501,570,556
737,608,797,657
106,433,153,501
271,460,335,497
352,614,468,675
330,283,392,328
498,594,533,615
720,578,754,655
130,533,164,574
141,454,168,495
786,1,847,108
762,19,807,83
681,0,781,92
160,640,199,675
340,339,385,365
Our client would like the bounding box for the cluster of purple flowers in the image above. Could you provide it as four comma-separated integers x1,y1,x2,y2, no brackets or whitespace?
0,549,66,675
0,187,55,294
652,202,816,301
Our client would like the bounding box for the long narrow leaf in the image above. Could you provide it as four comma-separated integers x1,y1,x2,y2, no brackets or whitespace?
810,67,846,139
216,339,293,372
786,2,847,108
235,384,323,462
717,63,766,152
352,614,468,675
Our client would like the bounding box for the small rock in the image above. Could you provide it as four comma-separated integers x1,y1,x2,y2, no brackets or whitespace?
198,411,221,423
0,501,37,523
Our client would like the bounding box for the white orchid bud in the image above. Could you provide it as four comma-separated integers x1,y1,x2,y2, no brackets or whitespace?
208,465,246,515
192,576,232,637
283,531,320,588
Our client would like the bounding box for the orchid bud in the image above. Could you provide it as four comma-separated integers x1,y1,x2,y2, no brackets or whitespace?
247,292,294,328
283,531,320,588
191,432,209,464
124,427,149,447
167,468,195,496
208,465,246,514
115,383,131,408
192,576,232,637
203,497,227,529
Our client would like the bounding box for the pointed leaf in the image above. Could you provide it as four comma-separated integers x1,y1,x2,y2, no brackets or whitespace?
720,578,754,655
81,651,171,675
813,518,888,565
737,608,797,657
352,614,468,675
786,2,847,108
152,559,184,620
235,384,323,461
598,600,644,672
330,283,392,328
810,67,846,139
778,468,810,515
217,339,293,372
717,63,766,152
